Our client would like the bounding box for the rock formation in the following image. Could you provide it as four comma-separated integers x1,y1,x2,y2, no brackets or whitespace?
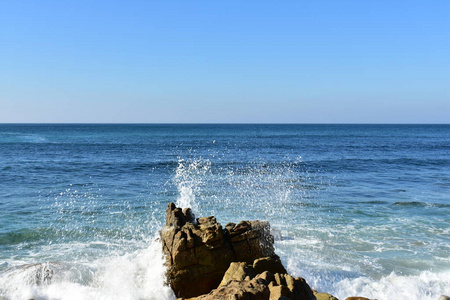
160,203,323,300
160,202,380,300
161,202,277,298
199,261,316,300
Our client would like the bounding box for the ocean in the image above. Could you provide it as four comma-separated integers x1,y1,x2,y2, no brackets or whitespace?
0,124,449,300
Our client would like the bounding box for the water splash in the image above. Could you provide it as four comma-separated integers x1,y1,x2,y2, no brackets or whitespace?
332,270,450,300
170,156,319,224
0,237,175,300
173,158,211,212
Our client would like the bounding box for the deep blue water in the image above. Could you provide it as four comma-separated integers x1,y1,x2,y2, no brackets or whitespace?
0,124,449,299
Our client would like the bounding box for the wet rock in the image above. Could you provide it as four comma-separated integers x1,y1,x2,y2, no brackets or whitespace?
161,203,275,298
439,296,450,300
16,262,56,285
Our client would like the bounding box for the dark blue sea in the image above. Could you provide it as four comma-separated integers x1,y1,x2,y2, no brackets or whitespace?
0,124,449,299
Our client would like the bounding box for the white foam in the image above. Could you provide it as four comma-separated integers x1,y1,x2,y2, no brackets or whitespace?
0,238,175,300
173,158,211,212
332,271,450,300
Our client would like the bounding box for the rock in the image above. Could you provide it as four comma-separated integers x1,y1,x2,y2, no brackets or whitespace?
196,278,270,300
204,269,315,300
162,203,316,300
253,256,287,275
15,262,56,285
439,296,450,300
161,203,275,298
220,262,256,286
269,285,292,299
314,292,338,300
182,208,196,223
290,276,316,300
255,271,275,284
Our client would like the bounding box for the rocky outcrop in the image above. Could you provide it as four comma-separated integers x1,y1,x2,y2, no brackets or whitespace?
196,277,270,300
161,203,276,298
184,260,315,300
314,292,338,300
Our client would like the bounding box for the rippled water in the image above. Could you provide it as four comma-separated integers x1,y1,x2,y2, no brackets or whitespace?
0,124,449,299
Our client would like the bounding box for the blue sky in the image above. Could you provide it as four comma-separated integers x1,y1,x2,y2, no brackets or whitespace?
1,1,449,123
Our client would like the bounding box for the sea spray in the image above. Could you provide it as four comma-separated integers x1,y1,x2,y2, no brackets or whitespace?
332,270,450,300
173,158,211,211
0,237,175,300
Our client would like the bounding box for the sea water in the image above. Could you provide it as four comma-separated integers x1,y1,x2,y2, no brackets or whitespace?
0,124,449,300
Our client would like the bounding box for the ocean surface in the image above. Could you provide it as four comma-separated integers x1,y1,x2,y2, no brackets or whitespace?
0,124,449,300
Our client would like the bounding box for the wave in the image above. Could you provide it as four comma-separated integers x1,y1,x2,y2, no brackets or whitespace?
0,132,48,144
0,238,175,300
392,201,450,208
331,270,450,300
360,200,389,205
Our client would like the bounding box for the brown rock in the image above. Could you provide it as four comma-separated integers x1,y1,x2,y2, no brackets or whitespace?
255,271,275,284
162,203,316,300
292,276,316,300
274,273,285,286
284,275,295,293
314,292,338,300
253,256,287,275
269,285,292,300
196,278,270,300
220,262,256,286
161,203,276,298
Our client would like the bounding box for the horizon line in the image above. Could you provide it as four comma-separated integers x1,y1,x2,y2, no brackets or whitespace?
1,122,449,125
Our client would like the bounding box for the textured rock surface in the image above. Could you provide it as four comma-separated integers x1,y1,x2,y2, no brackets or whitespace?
196,278,270,300
161,202,275,298
188,265,316,300
314,292,339,300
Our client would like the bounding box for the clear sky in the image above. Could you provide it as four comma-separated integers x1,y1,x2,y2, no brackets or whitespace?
1,1,449,123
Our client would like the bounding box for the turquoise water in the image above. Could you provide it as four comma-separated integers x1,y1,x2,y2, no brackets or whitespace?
0,124,449,299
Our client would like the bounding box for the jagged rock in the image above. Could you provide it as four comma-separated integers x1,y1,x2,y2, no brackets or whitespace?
196,278,270,300
220,262,256,286
269,285,292,299
187,268,315,300
255,271,275,283
314,292,338,300
161,203,275,298
162,203,317,300
253,256,287,275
